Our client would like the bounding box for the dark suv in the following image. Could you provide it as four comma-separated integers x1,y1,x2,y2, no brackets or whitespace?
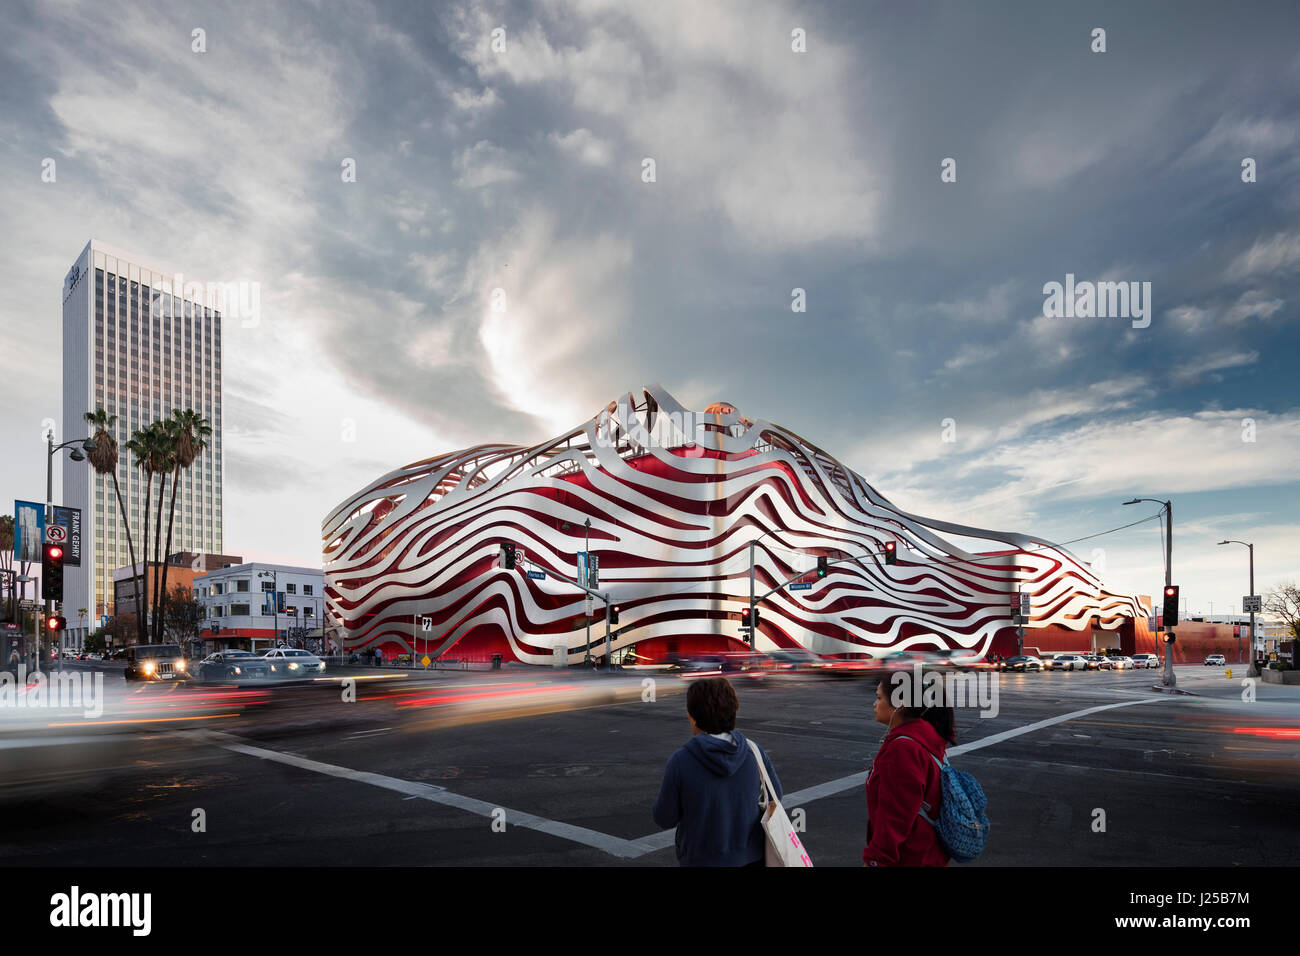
124,644,189,681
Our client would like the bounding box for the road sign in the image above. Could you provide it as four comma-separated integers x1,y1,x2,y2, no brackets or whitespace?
421,655,431,668
421,616,432,632
588,554,599,588
45,525,66,544
790,582,813,591
527,570,546,580
1243,595,1263,613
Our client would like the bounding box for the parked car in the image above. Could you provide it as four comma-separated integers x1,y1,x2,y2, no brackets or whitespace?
1204,654,1227,666
197,650,275,682
261,647,327,677
1081,654,1111,670
1106,656,1135,670
123,644,189,681
1002,655,1043,672
1131,653,1161,669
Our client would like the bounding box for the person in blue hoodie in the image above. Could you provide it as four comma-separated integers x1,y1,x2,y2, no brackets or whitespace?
652,676,782,867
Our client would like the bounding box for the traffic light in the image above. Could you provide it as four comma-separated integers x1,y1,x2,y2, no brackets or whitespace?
1162,585,1179,627
47,614,66,633
499,544,515,570
740,606,753,630
610,605,620,625
883,541,897,566
816,556,828,578
1164,632,1176,645
42,543,65,602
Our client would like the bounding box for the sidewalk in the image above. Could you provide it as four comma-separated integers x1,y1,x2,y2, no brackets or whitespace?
1154,666,1300,704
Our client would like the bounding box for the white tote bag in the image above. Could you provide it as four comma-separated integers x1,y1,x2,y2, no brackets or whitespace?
747,738,813,867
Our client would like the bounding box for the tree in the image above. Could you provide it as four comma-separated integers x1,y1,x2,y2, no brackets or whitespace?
161,584,204,645
0,514,13,621
155,409,210,642
126,425,169,645
105,612,137,649
1263,582,1300,639
85,408,140,631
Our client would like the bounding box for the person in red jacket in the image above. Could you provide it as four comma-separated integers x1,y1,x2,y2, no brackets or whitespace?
863,671,956,867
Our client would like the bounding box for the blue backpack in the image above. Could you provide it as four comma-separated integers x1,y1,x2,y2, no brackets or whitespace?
895,736,989,863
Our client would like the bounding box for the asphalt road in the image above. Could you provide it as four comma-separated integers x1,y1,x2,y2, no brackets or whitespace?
1,662,1295,866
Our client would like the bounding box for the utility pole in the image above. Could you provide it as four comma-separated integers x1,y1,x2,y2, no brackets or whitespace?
584,518,591,665
1125,497,1174,687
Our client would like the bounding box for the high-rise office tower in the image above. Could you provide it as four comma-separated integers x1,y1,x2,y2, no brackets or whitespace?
62,240,224,641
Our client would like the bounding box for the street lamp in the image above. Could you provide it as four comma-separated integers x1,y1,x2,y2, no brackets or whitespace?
257,569,279,650
1123,497,1175,687
1218,540,1258,678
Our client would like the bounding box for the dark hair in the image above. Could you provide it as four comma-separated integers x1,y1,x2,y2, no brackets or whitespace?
687,677,739,733
876,672,957,743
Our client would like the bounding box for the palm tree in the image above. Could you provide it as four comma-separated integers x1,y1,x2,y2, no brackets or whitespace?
155,409,211,641
145,423,178,643
126,426,165,645
0,514,14,620
84,409,140,634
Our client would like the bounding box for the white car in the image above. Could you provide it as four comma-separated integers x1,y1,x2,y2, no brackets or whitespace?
261,648,327,676
1048,654,1090,671
1204,654,1226,666
1131,653,1161,669
1106,656,1135,670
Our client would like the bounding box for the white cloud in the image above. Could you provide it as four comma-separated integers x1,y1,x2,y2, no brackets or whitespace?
549,128,612,166
454,140,521,188
1227,232,1300,280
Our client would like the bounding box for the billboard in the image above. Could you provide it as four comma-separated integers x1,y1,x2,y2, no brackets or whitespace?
13,500,45,565
50,506,82,567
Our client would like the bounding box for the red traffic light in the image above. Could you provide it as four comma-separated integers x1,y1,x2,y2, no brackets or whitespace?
47,615,66,631
1164,586,1176,597
48,545,63,561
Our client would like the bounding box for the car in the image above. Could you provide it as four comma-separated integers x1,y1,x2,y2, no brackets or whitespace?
1002,655,1043,671
197,650,275,682
1204,654,1226,666
1131,653,1161,669
261,647,327,677
123,644,189,681
1048,654,1090,671
1106,656,1135,670
932,648,987,669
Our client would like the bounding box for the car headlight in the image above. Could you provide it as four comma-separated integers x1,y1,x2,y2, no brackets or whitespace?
143,662,156,675
176,660,186,671
288,662,299,670
233,667,242,675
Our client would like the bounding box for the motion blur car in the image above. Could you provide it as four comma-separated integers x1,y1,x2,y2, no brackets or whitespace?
874,650,945,671
1082,654,1112,670
1047,654,1090,671
262,647,327,677
1204,654,1227,666
1131,653,1161,669
932,648,987,669
197,650,275,682
1002,655,1043,672
123,644,188,681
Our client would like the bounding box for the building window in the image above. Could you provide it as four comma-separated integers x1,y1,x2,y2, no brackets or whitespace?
229,604,250,617
286,583,296,594
304,584,313,596
236,580,249,592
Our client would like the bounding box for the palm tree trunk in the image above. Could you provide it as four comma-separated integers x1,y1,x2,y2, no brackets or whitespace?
111,474,139,634
152,471,167,643
138,472,152,646
158,466,181,643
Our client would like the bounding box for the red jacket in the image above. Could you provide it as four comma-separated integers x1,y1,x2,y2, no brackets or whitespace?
863,718,951,867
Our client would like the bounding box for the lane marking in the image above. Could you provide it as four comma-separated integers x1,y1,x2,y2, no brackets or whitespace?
186,729,650,859
181,695,1192,861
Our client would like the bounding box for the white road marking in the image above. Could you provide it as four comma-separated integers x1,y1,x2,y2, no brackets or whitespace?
186,729,651,859
179,695,1191,861
775,696,1185,808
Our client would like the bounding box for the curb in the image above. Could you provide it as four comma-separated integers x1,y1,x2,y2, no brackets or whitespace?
1150,684,1197,696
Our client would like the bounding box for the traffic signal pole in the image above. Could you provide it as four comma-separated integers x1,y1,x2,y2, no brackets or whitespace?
1164,501,1175,688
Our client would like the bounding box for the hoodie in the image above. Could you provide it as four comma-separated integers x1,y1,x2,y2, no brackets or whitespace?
652,729,783,867
863,717,951,867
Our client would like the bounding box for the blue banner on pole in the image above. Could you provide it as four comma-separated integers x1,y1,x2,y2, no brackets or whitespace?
13,500,45,565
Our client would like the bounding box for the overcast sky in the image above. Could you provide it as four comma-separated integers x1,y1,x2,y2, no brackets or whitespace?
1,0,1297,617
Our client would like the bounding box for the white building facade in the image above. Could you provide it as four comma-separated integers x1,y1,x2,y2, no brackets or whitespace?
193,562,326,650
61,240,225,644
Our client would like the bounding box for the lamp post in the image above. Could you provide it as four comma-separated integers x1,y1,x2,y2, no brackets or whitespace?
45,434,97,668
257,569,279,651
1123,497,1174,687
584,518,591,665
1218,540,1258,678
